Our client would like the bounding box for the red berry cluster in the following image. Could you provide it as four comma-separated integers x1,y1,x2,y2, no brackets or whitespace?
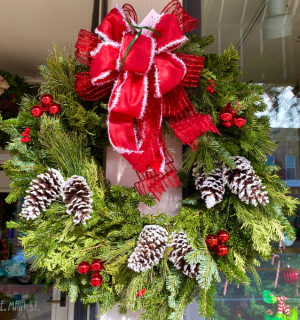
20,127,31,143
219,103,246,128
205,230,229,256
77,259,104,287
207,79,215,94
136,288,146,298
30,94,61,118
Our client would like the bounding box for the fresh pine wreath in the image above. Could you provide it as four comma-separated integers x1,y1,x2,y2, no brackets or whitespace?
0,4,298,319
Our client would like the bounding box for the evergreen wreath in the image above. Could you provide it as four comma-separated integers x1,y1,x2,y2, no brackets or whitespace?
0,34,298,319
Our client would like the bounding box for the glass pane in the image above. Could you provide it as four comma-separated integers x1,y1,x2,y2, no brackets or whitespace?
186,1,300,319
0,193,53,319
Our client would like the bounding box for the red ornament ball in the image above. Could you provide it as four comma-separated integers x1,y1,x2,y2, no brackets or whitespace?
77,261,91,274
25,127,31,133
233,115,246,128
40,94,53,109
22,132,28,137
31,105,44,118
49,103,61,115
24,137,30,143
217,230,229,243
210,89,215,94
21,138,25,143
221,121,233,128
220,111,233,122
90,272,103,287
206,234,219,248
208,245,218,251
216,244,228,256
282,267,299,285
91,259,104,272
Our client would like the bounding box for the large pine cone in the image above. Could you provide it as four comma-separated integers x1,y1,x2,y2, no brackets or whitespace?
22,168,64,220
128,225,168,273
198,167,226,208
169,231,198,278
62,175,93,225
225,156,269,206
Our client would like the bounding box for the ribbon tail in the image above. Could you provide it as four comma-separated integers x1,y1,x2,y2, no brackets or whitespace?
163,85,220,151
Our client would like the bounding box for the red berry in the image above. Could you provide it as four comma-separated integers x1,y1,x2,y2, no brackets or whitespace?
207,86,212,92
209,79,213,83
25,127,31,133
219,111,233,122
90,272,103,287
31,105,44,118
210,89,215,94
217,230,230,243
221,121,233,128
22,132,28,137
77,261,91,274
49,103,61,115
206,234,218,247
91,259,104,272
21,138,25,143
216,244,228,256
141,288,146,295
233,115,246,128
24,137,30,143
40,94,53,109
211,83,216,88
136,291,140,297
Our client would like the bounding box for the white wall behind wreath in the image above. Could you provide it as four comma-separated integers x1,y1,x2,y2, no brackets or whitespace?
109,0,181,22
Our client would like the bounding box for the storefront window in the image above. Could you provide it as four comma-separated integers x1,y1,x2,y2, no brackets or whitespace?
0,193,53,319
184,1,300,319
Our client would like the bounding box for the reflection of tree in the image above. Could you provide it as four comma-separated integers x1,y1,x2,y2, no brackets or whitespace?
263,84,300,128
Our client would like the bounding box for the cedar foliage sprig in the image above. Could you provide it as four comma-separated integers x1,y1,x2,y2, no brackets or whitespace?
0,35,298,319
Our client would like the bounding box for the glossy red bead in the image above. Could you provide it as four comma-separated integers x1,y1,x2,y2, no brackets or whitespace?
233,115,246,128
221,121,233,128
40,94,53,109
217,230,230,243
220,111,233,122
206,234,219,248
77,261,91,274
49,103,61,115
31,105,44,118
91,259,104,272
90,272,103,287
216,244,228,256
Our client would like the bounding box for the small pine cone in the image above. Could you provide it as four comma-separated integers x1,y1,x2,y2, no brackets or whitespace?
128,225,168,273
199,168,226,208
169,231,198,278
62,175,93,225
22,168,64,220
226,156,269,206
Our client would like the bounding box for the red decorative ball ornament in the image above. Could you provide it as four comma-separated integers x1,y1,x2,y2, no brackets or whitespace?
233,115,246,128
91,259,104,272
216,244,228,256
221,121,233,128
40,94,53,110
206,234,219,248
31,105,44,118
282,267,299,285
208,245,218,251
217,230,230,243
24,137,30,143
49,103,61,115
77,261,91,274
90,272,103,287
220,111,233,123
25,127,31,133
22,132,28,137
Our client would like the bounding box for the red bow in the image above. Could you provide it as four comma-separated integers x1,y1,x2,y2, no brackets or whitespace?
75,1,219,200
